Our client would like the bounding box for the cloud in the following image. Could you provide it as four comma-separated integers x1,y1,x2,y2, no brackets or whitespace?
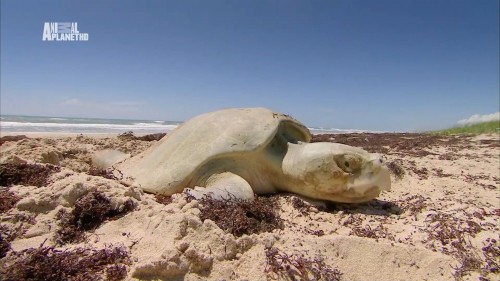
457,112,500,125
60,98,81,106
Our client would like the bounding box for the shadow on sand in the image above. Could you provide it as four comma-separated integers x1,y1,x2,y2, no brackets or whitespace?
325,199,403,216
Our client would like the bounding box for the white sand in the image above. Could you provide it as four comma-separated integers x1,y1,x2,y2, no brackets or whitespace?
0,133,498,280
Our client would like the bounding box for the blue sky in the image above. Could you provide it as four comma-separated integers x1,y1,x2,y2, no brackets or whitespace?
1,0,498,131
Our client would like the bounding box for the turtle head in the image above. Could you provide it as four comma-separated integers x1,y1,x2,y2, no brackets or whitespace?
283,142,391,203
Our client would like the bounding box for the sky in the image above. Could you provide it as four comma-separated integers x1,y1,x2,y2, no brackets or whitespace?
1,0,498,131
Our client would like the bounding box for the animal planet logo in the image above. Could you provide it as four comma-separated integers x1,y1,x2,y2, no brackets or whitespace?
42,22,89,41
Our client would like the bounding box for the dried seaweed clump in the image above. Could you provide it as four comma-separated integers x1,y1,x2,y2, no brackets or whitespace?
0,163,60,187
0,223,30,259
452,237,500,281
155,194,173,205
398,195,427,217
311,133,465,157
87,166,118,180
285,195,326,214
117,131,136,140
425,212,482,250
118,131,166,141
386,160,405,179
433,168,453,178
0,189,20,213
481,238,500,276
0,244,131,281
0,135,28,146
193,194,283,237
424,212,484,280
0,225,14,258
136,133,167,141
0,231,10,258
349,224,395,241
265,247,343,281
55,191,135,244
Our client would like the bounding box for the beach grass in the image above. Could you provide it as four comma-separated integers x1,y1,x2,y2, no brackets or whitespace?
434,120,500,135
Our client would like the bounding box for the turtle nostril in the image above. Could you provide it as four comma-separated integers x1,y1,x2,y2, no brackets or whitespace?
375,156,385,164
380,155,387,163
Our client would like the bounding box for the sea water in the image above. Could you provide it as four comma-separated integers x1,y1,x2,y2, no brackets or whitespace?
0,114,382,135
0,115,180,134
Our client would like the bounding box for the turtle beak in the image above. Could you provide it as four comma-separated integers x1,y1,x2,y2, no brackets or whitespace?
372,165,391,191
369,154,391,191
347,154,391,194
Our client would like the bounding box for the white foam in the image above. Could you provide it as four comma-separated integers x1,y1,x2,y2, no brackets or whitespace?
308,127,388,134
0,121,177,132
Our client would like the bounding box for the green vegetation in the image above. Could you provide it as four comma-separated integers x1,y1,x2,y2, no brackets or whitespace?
434,121,500,135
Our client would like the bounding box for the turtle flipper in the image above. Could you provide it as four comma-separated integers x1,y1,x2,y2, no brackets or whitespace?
186,172,254,201
92,149,130,169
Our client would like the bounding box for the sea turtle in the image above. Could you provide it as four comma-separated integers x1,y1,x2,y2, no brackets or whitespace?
95,108,391,203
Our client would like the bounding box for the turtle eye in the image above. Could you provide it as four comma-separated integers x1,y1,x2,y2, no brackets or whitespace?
341,155,362,173
335,154,361,173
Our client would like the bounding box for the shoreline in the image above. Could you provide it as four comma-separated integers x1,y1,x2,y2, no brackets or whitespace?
1,130,498,139
0,131,157,138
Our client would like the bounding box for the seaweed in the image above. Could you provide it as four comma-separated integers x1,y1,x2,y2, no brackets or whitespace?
0,189,20,213
0,230,10,258
481,238,500,275
136,133,167,141
398,195,427,217
190,194,283,237
433,168,453,177
106,264,129,281
289,196,323,215
0,224,27,259
330,199,401,216
117,131,136,140
451,237,500,281
54,191,135,245
425,212,481,249
423,212,486,280
438,153,458,161
0,135,28,146
265,247,343,281
341,214,363,227
0,163,60,187
118,131,166,141
0,225,13,258
386,160,405,179
311,133,474,157
155,194,173,205
87,166,118,180
305,229,325,236
0,243,131,281
349,224,395,241
54,208,86,244
405,161,429,180
453,255,483,281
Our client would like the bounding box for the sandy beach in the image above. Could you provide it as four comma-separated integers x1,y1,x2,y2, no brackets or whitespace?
0,132,498,281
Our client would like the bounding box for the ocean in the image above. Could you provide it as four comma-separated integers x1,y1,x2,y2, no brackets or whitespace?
0,114,381,135
0,115,180,134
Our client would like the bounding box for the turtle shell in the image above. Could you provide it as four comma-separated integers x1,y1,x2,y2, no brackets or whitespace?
116,107,311,195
